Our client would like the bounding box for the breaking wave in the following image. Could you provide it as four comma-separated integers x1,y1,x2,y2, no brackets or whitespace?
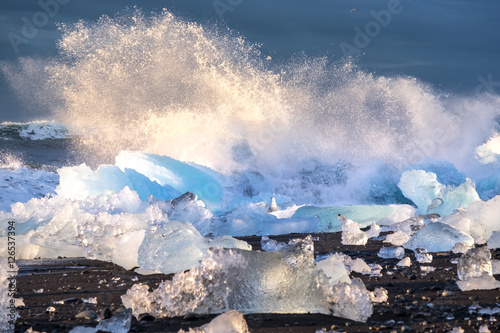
3,9,500,204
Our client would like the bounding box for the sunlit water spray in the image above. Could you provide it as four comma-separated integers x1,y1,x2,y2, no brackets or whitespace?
3,9,500,204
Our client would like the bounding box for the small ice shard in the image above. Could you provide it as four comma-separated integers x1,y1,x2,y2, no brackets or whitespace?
439,195,500,244
179,310,250,333
347,258,371,275
397,257,411,267
331,278,373,322
457,247,500,291
95,308,132,333
69,327,98,333
138,221,251,274
450,327,465,333
479,324,491,333
123,236,374,322
487,231,500,249
369,287,388,303
212,203,319,236
365,222,381,239
415,248,433,263
403,222,474,253
385,230,411,246
123,236,332,317
378,246,405,259
292,204,415,232
316,254,351,285
368,263,383,277
260,236,288,252
338,214,368,246
267,197,279,213
398,170,480,216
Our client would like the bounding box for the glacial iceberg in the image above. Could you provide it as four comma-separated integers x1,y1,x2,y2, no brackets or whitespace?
122,236,374,322
398,170,480,216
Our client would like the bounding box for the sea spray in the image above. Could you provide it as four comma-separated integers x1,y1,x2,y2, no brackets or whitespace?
3,9,500,205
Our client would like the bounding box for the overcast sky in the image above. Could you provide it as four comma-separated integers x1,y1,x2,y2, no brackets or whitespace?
1,0,499,121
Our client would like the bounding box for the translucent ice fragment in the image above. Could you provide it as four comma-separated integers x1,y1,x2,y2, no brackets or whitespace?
316,254,351,286
441,195,500,244
123,236,374,322
96,308,132,333
339,214,367,246
370,287,388,303
331,278,373,322
260,236,288,252
138,221,251,274
179,310,250,333
397,257,411,267
115,151,225,210
398,170,480,216
414,248,433,263
385,230,411,246
365,222,381,239
378,246,405,259
456,247,500,291
292,204,415,232
403,222,474,253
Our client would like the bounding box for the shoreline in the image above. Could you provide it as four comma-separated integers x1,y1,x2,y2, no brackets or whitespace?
14,232,500,333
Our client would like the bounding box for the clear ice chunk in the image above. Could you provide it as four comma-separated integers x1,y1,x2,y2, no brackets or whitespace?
96,308,132,333
403,222,474,253
398,170,480,216
139,221,251,274
316,254,351,285
338,214,367,246
123,236,374,322
415,248,433,263
385,230,411,246
292,204,415,232
331,278,373,322
441,195,500,244
456,247,500,291
378,246,405,259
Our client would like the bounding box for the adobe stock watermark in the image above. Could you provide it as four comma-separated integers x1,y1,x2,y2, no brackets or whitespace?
339,0,404,57
213,0,243,20
475,74,500,96
7,0,71,55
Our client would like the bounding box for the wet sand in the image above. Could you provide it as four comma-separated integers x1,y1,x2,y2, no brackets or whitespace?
14,232,500,332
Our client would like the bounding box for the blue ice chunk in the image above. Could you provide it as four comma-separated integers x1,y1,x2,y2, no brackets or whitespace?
398,170,480,216
292,204,414,232
56,163,181,201
476,168,500,201
405,159,466,186
115,151,225,210
403,222,474,252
